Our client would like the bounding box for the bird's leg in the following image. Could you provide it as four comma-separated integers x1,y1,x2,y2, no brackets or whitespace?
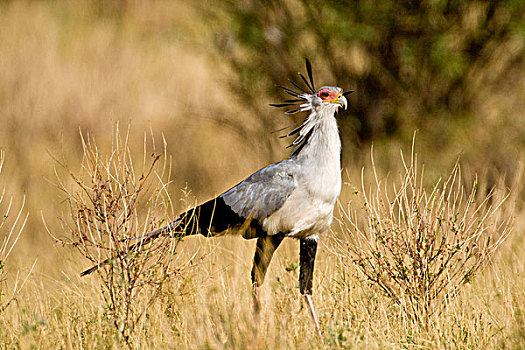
299,236,322,339
304,294,321,338
253,284,261,314
251,233,285,314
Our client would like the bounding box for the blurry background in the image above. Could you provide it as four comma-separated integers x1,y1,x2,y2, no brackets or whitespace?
0,0,524,274
1,1,525,347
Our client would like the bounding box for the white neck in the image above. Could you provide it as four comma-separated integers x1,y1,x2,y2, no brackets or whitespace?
291,106,341,167
290,106,342,203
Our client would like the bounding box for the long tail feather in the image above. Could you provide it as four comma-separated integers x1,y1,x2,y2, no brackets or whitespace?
80,219,182,276
80,196,250,277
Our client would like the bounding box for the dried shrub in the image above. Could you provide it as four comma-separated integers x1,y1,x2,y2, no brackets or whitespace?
338,147,510,325
51,125,185,345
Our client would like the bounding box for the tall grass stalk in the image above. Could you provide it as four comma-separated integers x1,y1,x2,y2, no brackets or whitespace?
0,150,33,314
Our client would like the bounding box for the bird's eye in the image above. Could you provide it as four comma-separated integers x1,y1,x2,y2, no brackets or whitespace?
320,91,330,98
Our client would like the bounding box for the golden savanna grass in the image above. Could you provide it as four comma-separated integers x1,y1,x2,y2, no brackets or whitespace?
1,1,525,348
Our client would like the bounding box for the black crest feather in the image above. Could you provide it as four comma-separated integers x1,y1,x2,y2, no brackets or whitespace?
270,59,317,110
270,59,353,155
305,58,315,92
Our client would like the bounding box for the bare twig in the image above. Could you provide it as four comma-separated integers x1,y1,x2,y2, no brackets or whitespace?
336,144,511,326
49,124,192,346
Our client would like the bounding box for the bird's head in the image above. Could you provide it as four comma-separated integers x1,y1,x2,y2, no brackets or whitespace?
270,59,353,153
270,59,353,116
313,86,347,110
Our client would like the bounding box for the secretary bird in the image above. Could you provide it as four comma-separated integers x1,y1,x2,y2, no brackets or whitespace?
81,59,352,337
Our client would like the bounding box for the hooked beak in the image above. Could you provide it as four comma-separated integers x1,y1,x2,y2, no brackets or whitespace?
335,95,347,110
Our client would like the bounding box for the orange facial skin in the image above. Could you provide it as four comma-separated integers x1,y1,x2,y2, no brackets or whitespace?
317,88,341,102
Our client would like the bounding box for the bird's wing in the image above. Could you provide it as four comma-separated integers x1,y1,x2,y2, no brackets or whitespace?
220,160,296,221
81,161,296,278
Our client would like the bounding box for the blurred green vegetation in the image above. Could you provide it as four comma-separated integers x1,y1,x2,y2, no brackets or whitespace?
0,0,524,248
210,0,525,176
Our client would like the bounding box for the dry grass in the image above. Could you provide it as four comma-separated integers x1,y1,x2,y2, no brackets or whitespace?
48,125,189,346
0,150,34,314
0,1,524,349
337,145,510,326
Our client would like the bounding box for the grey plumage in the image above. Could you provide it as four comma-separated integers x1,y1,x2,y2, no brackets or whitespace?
221,160,296,221
80,59,352,338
